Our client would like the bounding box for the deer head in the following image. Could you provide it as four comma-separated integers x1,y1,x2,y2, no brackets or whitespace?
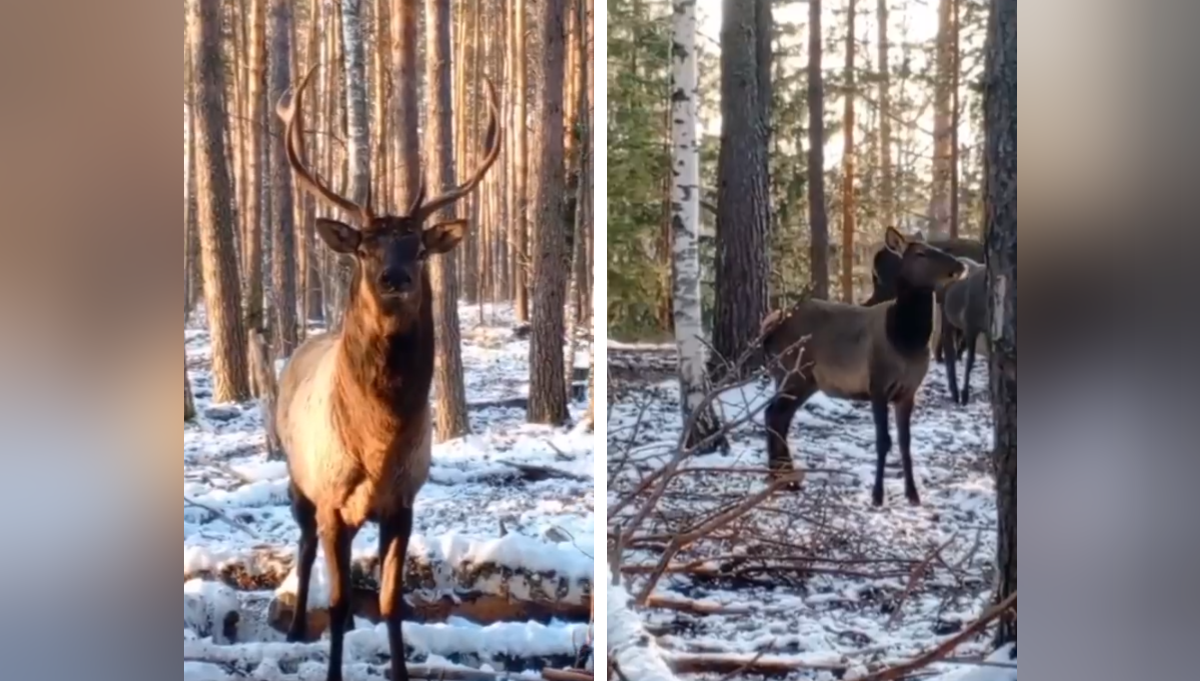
881,227,966,292
277,65,501,312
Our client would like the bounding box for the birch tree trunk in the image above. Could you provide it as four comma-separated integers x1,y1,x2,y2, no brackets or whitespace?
426,0,471,441
269,0,298,357
672,0,721,449
985,0,1017,648
526,0,569,426
807,0,830,300
190,0,251,404
342,0,371,209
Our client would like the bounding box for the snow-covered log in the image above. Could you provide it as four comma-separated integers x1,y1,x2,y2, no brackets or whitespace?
608,574,680,681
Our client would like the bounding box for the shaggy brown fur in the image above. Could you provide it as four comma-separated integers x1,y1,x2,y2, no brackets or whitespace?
270,65,501,681
762,228,965,507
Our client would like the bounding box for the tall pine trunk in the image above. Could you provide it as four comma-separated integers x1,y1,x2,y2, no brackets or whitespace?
929,0,954,239
877,0,894,231
342,0,371,209
840,0,857,303
245,0,268,335
190,0,251,403
269,0,298,357
672,0,721,449
391,0,421,207
527,0,569,426
426,0,471,441
807,0,830,300
713,0,771,374
513,0,530,322
985,0,1018,649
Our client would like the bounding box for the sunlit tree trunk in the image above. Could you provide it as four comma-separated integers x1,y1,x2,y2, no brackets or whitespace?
513,0,530,322
245,0,268,335
426,0,471,441
527,0,569,425
929,0,954,239
190,0,251,403
877,0,895,231
269,0,298,357
840,0,857,303
391,0,421,208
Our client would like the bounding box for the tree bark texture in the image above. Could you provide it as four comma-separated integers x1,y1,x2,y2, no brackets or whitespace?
185,350,197,422
713,0,771,374
985,0,1018,649
841,0,857,303
191,0,251,404
269,0,298,357
342,0,371,209
527,0,569,426
392,0,421,207
426,0,471,441
877,0,895,230
672,0,722,447
513,0,530,322
929,0,954,239
807,0,830,300
244,0,268,335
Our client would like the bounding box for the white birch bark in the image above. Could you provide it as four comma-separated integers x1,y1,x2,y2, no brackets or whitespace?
341,0,371,209
671,0,718,441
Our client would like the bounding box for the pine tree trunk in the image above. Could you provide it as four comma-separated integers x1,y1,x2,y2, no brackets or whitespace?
713,0,771,374
929,0,954,239
841,0,858,303
513,0,530,323
302,0,323,328
190,0,252,404
269,0,299,358
426,0,471,441
245,0,268,335
373,0,390,212
391,0,421,207
185,40,202,314
564,0,590,397
877,0,894,231
527,0,569,426
185,350,197,422
672,0,721,449
985,0,1017,649
949,0,961,239
808,0,830,300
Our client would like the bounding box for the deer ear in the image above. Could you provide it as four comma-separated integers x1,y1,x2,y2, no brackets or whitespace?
423,220,468,254
316,219,361,253
884,227,907,254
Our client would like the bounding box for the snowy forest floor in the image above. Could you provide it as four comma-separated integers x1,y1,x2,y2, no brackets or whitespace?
184,303,595,681
607,343,1015,681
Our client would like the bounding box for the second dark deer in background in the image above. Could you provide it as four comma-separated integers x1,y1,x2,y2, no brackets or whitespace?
760,227,965,507
940,258,989,405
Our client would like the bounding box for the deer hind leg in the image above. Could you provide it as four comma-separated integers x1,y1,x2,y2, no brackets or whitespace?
870,395,893,507
286,484,319,643
943,310,962,404
896,394,921,505
961,329,980,405
379,508,415,681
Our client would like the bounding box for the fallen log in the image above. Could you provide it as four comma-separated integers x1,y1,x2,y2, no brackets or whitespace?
184,534,593,633
666,652,849,676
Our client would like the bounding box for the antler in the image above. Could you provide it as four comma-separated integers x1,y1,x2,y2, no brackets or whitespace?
277,65,371,224
411,79,503,224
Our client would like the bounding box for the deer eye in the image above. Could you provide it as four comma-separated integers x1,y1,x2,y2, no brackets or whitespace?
417,249,429,261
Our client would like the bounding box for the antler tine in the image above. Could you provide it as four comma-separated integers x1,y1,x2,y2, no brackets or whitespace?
406,175,427,218
277,64,366,222
414,78,503,224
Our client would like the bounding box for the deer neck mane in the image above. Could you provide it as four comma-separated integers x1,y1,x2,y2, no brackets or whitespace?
334,270,436,421
885,278,935,357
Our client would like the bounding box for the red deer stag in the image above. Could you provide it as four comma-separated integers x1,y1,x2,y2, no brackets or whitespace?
271,66,500,681
761,228,965,507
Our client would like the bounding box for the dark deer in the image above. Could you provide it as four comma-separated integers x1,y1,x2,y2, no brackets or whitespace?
271,66,500,681
940,258,989,405
863,233,983,363
761,228,965,507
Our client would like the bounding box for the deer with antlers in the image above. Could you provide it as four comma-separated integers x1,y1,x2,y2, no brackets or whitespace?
270,65,500,681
